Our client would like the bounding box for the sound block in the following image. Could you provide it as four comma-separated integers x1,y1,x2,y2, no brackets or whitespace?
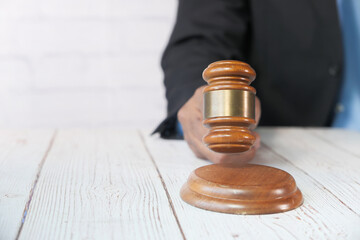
180,164,303,215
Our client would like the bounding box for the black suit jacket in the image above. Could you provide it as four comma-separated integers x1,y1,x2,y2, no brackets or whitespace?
154,0,343,138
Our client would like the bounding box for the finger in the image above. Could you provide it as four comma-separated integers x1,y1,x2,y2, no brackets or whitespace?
254,96,261,128
253,131,261,150
184,100,207,141
193,86,206,111
191,135,256,165
206,148,256,165
194,118,209,143
183,132,207,160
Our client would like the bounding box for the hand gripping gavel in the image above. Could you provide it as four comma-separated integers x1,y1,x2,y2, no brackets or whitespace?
180,60,303,215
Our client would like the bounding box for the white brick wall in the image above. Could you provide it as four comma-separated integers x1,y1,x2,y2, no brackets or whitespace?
0,0,177,128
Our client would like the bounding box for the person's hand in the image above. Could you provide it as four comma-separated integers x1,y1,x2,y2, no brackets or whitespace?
177,86,261,165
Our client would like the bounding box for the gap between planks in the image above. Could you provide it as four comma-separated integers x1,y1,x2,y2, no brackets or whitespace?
138,131,186,240
310,130,360,159
261,142,359,217
15,130,58,240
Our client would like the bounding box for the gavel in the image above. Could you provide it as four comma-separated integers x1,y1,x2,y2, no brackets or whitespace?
180,60,303,215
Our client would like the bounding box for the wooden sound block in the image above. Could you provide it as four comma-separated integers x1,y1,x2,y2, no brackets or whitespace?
180,164,303,215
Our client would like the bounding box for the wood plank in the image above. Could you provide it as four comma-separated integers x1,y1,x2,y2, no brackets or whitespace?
144,129,360,240
309,128,360,158
0,129,55,240
18,129,183,239
258,127,360,215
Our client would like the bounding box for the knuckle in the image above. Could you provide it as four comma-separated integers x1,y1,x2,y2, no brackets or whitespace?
177,108,186,122
195,86,204,95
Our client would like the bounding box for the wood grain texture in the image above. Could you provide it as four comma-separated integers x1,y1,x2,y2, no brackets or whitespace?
18,129,183,240
309,128,360,158
180,164,303,215
3,128,359,239
143,128,360,239
258,127,360,215
0,129,55,240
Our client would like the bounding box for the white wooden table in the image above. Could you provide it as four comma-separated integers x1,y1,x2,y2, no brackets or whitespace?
1,128,360,240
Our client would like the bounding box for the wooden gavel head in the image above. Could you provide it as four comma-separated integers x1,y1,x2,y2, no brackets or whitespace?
202,60,257,153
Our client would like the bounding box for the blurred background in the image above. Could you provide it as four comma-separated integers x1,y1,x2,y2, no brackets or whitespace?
0,0,177,129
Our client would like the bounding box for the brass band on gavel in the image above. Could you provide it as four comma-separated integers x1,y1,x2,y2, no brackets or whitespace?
204,89,255,120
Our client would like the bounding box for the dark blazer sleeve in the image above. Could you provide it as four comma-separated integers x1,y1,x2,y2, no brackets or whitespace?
153,0,251,138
